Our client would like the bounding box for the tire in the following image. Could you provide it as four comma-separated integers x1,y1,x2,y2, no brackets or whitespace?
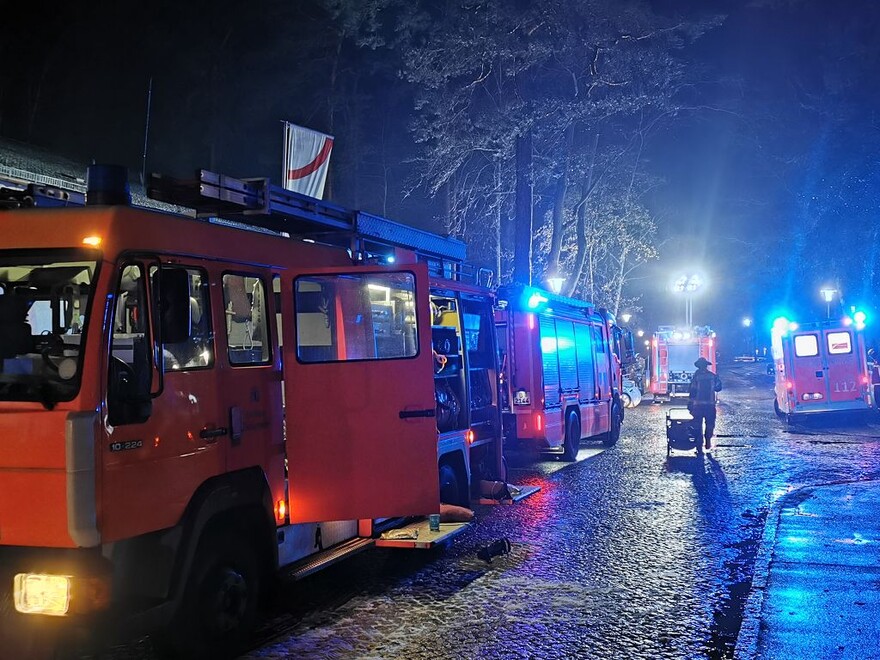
562,411,581,462
603,404,622,447
439,462,466,507
620,392,632,408
157,532,262,660
773,398,784,418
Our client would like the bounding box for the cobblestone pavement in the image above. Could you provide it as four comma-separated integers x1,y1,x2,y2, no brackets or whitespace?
82,363,880,659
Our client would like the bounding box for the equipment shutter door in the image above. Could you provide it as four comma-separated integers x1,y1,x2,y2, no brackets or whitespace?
540,317,561,407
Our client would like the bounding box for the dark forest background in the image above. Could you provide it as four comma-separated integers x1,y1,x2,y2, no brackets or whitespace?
2,0,879,351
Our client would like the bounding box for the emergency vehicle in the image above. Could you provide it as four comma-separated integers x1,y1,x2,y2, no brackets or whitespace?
771,314,873,422
647,325,717,402
494,285,624,461
0,167,533,657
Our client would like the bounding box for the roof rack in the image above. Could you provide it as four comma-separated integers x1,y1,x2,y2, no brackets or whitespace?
0,183,85,209
148,170,491,284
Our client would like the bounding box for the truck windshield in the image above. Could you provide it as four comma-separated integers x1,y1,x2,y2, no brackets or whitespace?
0,250,98,407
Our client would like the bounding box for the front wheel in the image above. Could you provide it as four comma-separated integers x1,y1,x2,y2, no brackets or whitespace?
157,532,262,659
603,404,622,447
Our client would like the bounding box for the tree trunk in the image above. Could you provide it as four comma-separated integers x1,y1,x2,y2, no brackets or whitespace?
495,159,503,283
547,123,574,280
512,130,534,285
566,192,588,298
565,132,600,298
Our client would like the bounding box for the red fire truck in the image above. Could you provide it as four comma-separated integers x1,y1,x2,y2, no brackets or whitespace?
771,314,874,422
647,325,717,402
494,285,624,461
0,168,532,656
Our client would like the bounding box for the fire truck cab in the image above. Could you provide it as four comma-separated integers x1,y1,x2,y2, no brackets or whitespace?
0,168,523,656
648,325,717,402
771,314,874,422
494,285,624,461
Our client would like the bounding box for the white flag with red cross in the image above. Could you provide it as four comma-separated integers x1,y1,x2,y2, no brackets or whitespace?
282,121,333,199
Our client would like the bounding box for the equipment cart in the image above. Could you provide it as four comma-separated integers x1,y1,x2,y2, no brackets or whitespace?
665,408,699,456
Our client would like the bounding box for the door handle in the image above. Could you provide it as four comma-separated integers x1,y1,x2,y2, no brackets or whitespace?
399,408,436,419
200,426,228,441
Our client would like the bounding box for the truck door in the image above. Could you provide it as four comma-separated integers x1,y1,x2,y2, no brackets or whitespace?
790,332,824,402
284,263,438,524
102,261,223,542
215,270,285,497
823,328,860,403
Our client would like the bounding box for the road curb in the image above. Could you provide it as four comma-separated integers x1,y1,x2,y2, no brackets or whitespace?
734,477,880,660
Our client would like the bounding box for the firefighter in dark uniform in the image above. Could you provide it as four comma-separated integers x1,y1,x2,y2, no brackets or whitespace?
688,357,722,451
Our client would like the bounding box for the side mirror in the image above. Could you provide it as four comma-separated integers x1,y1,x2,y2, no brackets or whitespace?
157,268,191,345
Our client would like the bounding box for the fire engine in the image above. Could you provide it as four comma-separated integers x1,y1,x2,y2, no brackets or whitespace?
647,325,717,402
494,285,624,461
771,314,873,422
0,167,535,656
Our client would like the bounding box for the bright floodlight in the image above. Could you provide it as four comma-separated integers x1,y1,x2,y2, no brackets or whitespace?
820,287,837,303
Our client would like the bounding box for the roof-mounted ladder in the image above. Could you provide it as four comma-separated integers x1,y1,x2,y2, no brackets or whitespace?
148,170,491,286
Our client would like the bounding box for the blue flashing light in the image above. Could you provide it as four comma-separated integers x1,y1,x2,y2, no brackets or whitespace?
854,310,868,325
527,292,548,309
772,317,791,336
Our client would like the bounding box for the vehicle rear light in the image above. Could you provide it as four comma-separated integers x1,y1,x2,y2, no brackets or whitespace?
528,313,536,330
862,375,870,385
786,381,793,390
535,413,544,431
466,429,475,444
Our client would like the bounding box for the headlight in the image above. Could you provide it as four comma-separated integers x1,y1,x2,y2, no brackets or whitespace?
14,573,71,616
13,573,110,616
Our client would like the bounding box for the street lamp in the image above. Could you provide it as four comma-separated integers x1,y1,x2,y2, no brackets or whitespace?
637,329,644,337
743,317,754,356
820,287,837,319
621,312,632,324
547,275,565,295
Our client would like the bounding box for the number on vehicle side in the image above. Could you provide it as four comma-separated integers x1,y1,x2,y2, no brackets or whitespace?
109,440,144,452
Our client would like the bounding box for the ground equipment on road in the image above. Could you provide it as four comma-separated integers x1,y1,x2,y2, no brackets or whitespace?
0,166,536,656
648,325,717,403
665,408,700,456
771,314,873,423
494,285,625,461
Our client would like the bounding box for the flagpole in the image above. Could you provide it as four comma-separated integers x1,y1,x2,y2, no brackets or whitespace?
141,76,153,186
280,120,289,185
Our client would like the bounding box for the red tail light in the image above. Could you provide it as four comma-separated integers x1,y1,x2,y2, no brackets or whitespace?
535,413,544,431
466,429,475,444
786,380,793,390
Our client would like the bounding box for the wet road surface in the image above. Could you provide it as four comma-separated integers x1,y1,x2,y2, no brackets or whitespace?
80,362,880,659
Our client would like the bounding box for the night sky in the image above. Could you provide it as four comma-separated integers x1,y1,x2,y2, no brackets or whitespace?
2,0,878,355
